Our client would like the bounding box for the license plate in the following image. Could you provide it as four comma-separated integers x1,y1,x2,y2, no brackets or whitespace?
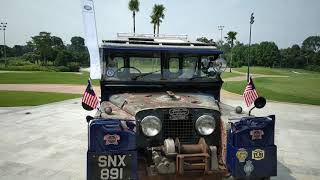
87,151,137,180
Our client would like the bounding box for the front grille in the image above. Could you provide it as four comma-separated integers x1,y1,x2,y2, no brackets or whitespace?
162,113,197,144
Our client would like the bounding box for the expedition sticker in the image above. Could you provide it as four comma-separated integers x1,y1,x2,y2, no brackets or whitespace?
244,160,254,176
250,130,264,140
252,149,265,160
236,148,248,163
106,69,115,77
104,134,120,145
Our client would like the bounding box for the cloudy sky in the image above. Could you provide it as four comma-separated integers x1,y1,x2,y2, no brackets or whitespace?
1,0,319,48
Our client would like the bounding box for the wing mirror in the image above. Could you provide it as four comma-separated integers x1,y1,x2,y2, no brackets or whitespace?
249,97,266,115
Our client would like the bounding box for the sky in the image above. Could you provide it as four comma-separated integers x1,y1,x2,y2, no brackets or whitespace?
1,0,320,48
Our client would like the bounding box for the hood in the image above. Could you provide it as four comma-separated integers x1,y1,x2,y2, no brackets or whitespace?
108,91,219,116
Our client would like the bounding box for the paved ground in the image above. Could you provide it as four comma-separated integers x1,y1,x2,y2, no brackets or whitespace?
0,95,320,180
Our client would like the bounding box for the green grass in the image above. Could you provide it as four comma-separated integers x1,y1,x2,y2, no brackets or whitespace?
0,91,81,107
0,71,99,85
223,71,320,105
233,66,315,76
234,66,317,76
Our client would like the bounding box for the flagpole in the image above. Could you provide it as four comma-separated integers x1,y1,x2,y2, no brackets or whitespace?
247,13,255,82
82,0,101,79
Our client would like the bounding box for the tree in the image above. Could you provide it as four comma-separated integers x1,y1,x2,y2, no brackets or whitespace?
302,36,320,53
196,37,214,44
31,32,53,65
257,42,280,67
55,50,73,66
225,31,237,72
22,52,41,64
51,36,65,64
128,0,139,34
71,36,85,47
69,36,89,66
151,4,165,36
12,45,24,57
150,14,157,36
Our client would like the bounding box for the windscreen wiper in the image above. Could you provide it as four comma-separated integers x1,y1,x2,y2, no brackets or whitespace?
131,70,161,80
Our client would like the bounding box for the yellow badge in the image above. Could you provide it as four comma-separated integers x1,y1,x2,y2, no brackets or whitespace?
252,149,265,160
236,148,248,162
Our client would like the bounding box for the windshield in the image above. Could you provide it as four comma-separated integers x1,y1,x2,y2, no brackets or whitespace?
103,53,221,82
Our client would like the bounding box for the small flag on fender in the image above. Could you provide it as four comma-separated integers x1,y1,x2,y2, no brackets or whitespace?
243,77,259,107
82,80,99,111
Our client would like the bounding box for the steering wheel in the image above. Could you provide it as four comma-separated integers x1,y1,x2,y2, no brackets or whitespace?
116,67,142,74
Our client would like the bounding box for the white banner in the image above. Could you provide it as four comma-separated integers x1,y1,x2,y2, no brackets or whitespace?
81,0,101,79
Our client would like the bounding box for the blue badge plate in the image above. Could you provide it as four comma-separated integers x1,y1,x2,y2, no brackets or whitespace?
87,151,137,180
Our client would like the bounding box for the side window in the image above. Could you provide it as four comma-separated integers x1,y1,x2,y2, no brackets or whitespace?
169,58,179,73
106,57,124,77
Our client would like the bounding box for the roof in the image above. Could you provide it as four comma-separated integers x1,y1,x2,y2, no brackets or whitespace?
100,33,223,55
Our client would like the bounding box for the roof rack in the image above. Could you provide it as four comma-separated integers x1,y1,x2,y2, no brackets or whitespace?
101,33,217,48
116,33,188,41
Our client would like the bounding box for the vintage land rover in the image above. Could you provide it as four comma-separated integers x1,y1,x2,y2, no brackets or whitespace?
86,34,277,180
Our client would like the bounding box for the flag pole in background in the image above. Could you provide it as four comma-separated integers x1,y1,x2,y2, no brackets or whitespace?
81,0,101,79
247,13,255,82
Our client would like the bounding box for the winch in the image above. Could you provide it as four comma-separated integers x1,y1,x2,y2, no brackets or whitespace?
175,138,210,175
148,137,219,176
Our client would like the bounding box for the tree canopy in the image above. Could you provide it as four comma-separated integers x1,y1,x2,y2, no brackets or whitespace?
151,4,165,36
128,0,140,34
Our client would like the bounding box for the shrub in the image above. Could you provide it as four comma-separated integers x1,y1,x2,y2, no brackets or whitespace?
0,64,79,72
305,65,320,72
67,62,80,72
6,57,33,66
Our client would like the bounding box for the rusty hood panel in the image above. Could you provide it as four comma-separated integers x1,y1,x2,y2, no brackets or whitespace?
107,92,219,117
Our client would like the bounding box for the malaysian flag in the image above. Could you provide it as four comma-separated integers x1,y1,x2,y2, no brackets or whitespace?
243,77,259,107
82,80,99,111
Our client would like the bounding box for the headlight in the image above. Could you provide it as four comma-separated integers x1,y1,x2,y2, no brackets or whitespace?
140,116,162,137
213,58,227,74
195,115,216,135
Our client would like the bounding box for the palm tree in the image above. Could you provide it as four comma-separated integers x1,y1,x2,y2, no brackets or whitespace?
150,14,157,36
225,31,237,72
151,4,165,36
128,0,139,34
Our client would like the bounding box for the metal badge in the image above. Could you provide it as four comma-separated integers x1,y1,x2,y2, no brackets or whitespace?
106,69,115,77
169,108,189,120
244,160,254,176
236,148,248,163
104,134,120,145
250,130,264,140
252,149,265,160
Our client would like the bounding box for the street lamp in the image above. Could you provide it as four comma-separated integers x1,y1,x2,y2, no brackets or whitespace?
247,13,254,82
218,25,224,42
0,22,8,67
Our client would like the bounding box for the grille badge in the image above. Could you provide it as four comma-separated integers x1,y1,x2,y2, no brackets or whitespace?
169,108,189,120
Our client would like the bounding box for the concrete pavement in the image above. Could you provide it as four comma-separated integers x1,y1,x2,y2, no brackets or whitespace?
0,98,320,180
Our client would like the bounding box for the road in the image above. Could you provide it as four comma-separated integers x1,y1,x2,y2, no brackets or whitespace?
0,96,320,179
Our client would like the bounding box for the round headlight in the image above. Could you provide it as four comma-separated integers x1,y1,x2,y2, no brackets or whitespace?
213,58,227,74
140,116,162,137
195,115,216,135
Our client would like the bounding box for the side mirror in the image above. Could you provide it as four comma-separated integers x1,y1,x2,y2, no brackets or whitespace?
249,97,266,115
86,115,94,123
254,97,266,109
